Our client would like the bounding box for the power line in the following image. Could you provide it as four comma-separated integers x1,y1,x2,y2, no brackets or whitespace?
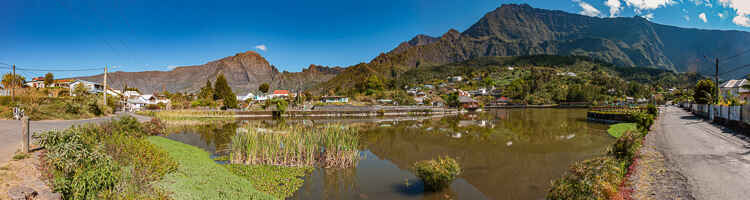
720,48,750,64
14,67,103,72
718,63,750,76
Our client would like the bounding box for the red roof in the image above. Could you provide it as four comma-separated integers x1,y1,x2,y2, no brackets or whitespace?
32,77,44,81
273,90,290,95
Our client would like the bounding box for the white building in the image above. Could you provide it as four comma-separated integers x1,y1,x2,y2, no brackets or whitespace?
719,79,748,99
237,93,255,101
69,80,104,96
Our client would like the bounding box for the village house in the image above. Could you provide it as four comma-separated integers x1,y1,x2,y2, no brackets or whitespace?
24,77,46,88
54,79,76,88
719,79,749,100
470,88,489,96
271,90,290,99
321,96,349,103
458,96,479,110
449,76,464,82
69,80,104,96
237,92,255,101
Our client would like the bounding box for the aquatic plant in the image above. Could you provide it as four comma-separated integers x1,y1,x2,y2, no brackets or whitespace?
411,156,462,191
230,125,360,168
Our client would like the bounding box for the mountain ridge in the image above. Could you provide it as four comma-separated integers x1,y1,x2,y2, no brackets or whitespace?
312,3,750,92
78,51,343,94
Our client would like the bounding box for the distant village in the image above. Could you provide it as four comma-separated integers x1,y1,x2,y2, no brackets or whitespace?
3,74,748,112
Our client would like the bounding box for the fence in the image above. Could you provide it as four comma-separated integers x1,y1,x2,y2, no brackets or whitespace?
682,103,750,126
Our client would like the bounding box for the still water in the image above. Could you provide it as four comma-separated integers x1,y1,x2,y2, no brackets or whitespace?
164,109,614,200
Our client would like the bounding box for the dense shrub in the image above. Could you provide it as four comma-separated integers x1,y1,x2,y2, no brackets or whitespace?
35,117,177,199
646,104,658,116
630,112,654,134
143,118,166,136
607,131,642,167
412,156,462,191
547,157,625,200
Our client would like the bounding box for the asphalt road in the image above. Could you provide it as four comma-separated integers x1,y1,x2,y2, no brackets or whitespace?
0,113,151,164
653,106,750,200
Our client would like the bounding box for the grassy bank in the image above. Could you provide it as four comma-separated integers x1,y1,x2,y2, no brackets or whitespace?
548,110,655,200
607,123,637,138
147,136,275,200
231,125,360,168
139,110,236,125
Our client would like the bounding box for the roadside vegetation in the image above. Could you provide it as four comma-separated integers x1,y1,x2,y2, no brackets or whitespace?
34,116,176,199
0,90,115,120
548,106,656,200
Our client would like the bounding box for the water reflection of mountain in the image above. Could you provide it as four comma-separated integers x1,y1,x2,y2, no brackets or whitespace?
360,109,613,200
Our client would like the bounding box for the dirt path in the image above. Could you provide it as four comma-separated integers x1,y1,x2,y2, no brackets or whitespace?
0,113,151,165
633,106,750,200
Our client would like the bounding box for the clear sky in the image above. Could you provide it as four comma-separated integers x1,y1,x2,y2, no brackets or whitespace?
1,0,749,78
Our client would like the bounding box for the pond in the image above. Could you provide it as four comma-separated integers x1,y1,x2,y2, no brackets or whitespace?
163,108,614,200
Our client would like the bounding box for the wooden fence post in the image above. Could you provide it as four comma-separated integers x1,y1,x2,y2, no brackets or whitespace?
22,116,29,153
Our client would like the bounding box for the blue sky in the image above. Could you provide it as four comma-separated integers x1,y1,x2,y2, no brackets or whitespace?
1,0,749,78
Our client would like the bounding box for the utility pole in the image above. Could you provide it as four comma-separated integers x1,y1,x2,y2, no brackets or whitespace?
11,64,15,102
715,58,719,104
104,65,108,106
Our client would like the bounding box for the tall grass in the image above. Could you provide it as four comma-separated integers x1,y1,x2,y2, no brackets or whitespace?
230,125,360,168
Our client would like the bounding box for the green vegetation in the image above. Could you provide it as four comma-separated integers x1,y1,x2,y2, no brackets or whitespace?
225,164,313,199
147,136,275,200
138,110,236,125
191,74,239,109
12,153,29,160
318,55,700,106
214,73,238,109
35,116,177,199
547,157,625,200
231,125,360,168
693,79,716,104
607,123,637,138
1,73,25,89
548,109,657,200
259,83,270,94
412,156,462,191
0,89,115,120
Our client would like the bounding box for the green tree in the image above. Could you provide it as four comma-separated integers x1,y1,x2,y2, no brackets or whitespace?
1,73,25,89
693,79,715,104
442,92,460,108
44,72,54,87
213,74,237,109
258,83,270,94
198,80,213,100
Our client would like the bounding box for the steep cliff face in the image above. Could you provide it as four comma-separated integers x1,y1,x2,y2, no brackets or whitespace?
315,4,750,90
78,51,341,94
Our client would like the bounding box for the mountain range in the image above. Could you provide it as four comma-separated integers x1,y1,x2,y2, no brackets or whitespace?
78,51,342,94
79,4,750,94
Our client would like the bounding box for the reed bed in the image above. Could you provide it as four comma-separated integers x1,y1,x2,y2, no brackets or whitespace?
230,125,359,168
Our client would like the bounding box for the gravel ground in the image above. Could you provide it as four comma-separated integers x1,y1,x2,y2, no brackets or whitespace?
629,106,750,200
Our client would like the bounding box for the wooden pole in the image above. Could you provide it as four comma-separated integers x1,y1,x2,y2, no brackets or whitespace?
104,65,108,105
11,64,15,102
715,58,719,104
22,116,29,153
